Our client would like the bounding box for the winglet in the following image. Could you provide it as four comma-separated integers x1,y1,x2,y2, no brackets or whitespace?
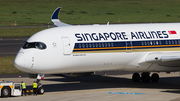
51,7,71,27
51,7,61,20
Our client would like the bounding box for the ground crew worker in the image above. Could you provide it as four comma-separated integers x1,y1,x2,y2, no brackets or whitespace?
33,81,37,96
21,81,26,96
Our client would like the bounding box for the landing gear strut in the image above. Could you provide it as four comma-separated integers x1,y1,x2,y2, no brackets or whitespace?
36,74,45,94
132,72,159,83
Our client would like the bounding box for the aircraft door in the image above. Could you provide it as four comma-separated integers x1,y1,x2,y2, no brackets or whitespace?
126,41,132,53
61,37,71,55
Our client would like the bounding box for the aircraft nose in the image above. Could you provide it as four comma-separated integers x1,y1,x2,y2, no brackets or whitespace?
14,49,36,73
14,53,25,71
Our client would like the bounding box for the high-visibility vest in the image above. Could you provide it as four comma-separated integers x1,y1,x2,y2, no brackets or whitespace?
33,83,37,88
21,83,26,89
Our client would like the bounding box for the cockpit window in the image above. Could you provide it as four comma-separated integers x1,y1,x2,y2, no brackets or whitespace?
22,42,47,49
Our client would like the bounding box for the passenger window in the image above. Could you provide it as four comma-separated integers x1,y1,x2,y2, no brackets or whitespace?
150,41,152,45
96,43,98,47
108,43,111,47
156,41,158,45
111,43,114,47
92,43,95,48
169,40,171,44
102,43,104,47
82,44,85,48
105,43,107,47
89,43,91,48
79,44,81,48
159,41,161,45
99,43,101,47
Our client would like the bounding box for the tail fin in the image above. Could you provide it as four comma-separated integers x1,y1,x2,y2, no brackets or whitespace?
51,7,71,27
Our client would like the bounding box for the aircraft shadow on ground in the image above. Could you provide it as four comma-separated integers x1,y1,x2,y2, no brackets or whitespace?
26,75,180,94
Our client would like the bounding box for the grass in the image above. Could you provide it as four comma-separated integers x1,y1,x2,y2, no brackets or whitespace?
0,56,23,74
0,0,180,26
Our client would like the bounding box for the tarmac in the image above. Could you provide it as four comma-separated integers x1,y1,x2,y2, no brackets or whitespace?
0,72,180,101
0,37,28,57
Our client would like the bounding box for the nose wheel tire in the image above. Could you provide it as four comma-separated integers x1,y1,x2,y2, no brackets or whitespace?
38,87,45,94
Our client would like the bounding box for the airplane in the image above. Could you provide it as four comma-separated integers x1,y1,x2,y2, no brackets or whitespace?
14,7,180,90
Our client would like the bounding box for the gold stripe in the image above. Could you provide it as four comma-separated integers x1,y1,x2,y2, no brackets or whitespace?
58,7,62,20
72,47,180,54
132,44,180,48
132,47,180,52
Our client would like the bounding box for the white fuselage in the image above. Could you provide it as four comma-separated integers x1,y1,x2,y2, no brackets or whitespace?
14,23,180,74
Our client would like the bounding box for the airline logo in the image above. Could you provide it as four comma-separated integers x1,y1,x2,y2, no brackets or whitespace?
168,31,177,34
75,30,177,41
168,30,178,38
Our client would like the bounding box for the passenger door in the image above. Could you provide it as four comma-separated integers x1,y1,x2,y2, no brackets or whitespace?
61,37,71,55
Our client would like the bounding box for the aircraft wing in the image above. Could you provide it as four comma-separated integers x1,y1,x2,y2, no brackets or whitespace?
51,7,72,27
144,52,180,67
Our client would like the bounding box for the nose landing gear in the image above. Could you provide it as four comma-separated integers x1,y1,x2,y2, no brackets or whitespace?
36,74,45,94
132,72,159,83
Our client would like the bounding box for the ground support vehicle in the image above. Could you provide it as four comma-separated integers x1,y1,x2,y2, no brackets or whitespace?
0,81,21,97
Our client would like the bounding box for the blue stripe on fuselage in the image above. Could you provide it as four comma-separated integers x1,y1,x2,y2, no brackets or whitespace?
73,39,180,52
